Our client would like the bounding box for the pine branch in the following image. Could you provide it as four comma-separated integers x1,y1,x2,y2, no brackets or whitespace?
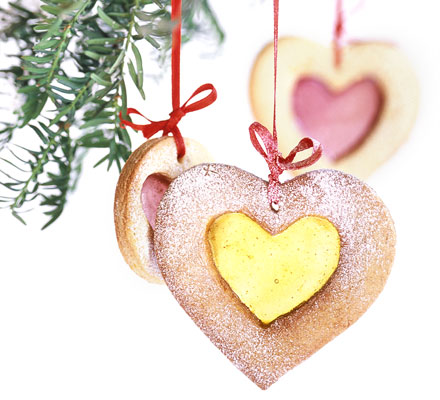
0,0,224,228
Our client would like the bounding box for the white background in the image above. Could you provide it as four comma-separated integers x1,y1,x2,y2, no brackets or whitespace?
1,0,439,398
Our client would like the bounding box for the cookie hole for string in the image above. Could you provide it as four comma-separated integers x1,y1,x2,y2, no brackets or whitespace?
141,173,172,230
271,201,280,212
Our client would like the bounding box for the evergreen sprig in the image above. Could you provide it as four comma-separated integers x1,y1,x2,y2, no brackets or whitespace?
0,0,223,228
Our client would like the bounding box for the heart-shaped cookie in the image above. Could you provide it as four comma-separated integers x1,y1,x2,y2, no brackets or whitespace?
114,137,212,283
250,37,419,178
154,164,395,389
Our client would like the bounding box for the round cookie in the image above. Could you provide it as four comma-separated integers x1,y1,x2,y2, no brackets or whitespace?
154,164,396,388
114,137,212,283
250,37,419,178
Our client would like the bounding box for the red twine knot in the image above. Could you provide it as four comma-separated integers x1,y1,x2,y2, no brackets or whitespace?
249,122,322,207
168,108,186,126
119,83,217,159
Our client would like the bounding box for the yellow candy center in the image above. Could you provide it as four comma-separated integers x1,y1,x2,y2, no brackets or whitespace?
207,213,340,324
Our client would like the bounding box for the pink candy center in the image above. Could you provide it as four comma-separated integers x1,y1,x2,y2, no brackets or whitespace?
293,77,383,161
141,173,172,229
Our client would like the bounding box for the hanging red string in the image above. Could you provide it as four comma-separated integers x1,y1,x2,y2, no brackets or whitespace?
171,0,182,110
249,0,322,208
119,0,217,159
333,0,344,67
333,0,366,67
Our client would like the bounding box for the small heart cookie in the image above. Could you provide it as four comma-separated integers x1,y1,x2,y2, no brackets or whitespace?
250,37,419,178
154,164,395,389
114,137,212,283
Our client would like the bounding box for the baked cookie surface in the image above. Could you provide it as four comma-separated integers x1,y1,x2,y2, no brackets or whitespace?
154,164,396,388
114,137,212,283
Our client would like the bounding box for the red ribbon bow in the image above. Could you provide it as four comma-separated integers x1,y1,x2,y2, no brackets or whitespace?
249,0,322,208
119,83,216,158
249,122,322,206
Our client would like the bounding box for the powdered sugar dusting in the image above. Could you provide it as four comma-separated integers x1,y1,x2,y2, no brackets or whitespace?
154,164,395,389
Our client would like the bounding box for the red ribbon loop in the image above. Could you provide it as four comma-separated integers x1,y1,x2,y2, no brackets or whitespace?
119,83,217,158
249,122,322,205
